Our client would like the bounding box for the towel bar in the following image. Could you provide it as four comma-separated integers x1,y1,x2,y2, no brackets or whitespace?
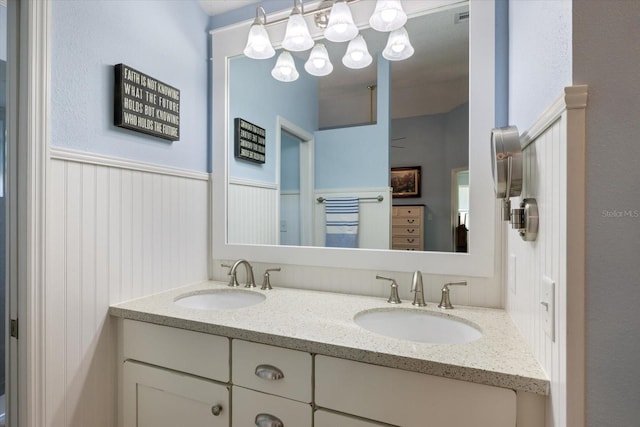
316,195,384,203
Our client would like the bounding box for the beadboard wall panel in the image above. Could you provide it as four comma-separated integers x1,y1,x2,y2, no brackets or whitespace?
227,180,278,245
44,157,209,427
505,86,587,427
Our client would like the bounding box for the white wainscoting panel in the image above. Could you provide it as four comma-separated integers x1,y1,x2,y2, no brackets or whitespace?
44,156,209,427
314,188,392,249
505,86,587,427
280,191,301,246
228,179,278,245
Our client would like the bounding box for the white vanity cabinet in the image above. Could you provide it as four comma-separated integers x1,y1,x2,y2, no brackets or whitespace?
120,320,231,427
315,355,517,427
231,340,313,426
118,318,540,427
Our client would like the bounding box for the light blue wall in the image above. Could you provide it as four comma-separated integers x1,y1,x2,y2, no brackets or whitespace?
280,132,300,191
391,102,468,252
508,0,572,130
209,0,291,30
495,0,508,127
0,5,6,62
314,57,390,189
228,54,317,184
50,0,209,171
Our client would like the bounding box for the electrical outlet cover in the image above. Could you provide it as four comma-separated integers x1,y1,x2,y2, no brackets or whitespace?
541,276,555,342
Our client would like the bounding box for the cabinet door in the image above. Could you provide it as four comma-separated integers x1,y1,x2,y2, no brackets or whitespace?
123,361,229,427
233,386,312,426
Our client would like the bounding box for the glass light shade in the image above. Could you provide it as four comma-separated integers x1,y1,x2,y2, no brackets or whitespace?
342,35,373,69
271,51,300,82
369,0,407,32
324,1,358,42
304,43,333,76
382,27,414,61
244,23,275,59
282,10,314,52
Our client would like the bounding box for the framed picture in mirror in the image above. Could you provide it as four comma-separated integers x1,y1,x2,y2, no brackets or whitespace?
391,166,421,198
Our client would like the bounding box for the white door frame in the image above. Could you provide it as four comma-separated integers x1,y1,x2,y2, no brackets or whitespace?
7,0,49,426
275,116,314,247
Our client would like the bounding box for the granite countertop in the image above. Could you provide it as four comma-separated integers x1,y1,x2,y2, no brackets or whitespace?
109,280,549,395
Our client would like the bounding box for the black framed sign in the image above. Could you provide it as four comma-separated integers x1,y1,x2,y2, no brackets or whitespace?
114,63,180,141
234,118,266,164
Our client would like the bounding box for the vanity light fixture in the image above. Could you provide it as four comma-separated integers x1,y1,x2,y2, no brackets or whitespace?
369,0,408,32
243,6,275,59
282,0,314,52
304,43,334,76
324,0,359,43
271,51,300,82
245,0,414,82
342,34,373,69
382,27,414,61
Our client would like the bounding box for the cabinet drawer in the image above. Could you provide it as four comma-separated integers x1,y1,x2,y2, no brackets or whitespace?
392,236,422,247
392,206,422,217
233,386,312,426
315,356,516,427
232,340,312,402
392,216,422,226
315,410,389,427
123,319,229,382
391,225,421,237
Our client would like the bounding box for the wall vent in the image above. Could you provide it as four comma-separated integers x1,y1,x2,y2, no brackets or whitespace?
455,11,469,24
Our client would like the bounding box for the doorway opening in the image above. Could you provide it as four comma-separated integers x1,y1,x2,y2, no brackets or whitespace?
276,116,314,247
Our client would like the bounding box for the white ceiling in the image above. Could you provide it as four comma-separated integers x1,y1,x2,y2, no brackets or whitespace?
197,0,260,16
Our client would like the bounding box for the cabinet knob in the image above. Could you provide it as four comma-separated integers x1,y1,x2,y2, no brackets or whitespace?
407,219,415,223
255,413,284,427
211,405,223,416
255,364,285,380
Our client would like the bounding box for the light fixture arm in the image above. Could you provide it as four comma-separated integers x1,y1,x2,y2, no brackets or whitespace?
262,0,361,29
254,6,268,25
293,0,304,15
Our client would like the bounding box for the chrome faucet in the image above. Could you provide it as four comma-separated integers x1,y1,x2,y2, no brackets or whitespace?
228,259,256,288
410,270,426,306
376,275,401,304
438,281,467,309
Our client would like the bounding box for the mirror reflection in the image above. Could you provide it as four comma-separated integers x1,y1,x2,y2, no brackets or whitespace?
227,4,469,252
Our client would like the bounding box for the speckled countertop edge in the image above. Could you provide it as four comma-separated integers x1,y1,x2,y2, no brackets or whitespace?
109,281,549,395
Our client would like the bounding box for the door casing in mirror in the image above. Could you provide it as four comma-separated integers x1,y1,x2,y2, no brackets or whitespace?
211,0,497,277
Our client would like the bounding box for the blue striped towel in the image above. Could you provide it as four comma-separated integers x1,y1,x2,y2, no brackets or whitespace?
325,197,359,248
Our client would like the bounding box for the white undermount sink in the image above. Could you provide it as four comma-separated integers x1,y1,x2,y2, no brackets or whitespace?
354,308,482,344
174,289,265,310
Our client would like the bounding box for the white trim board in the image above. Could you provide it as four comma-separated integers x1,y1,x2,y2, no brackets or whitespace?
49,146,209,181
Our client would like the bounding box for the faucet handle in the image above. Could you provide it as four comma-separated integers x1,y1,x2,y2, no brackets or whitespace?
411,270,426,307
222,263,240,287
261,268,281,290
376,275,401,304
438,281,467,309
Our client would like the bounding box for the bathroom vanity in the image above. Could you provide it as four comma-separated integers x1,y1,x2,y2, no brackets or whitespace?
111,281,548,427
